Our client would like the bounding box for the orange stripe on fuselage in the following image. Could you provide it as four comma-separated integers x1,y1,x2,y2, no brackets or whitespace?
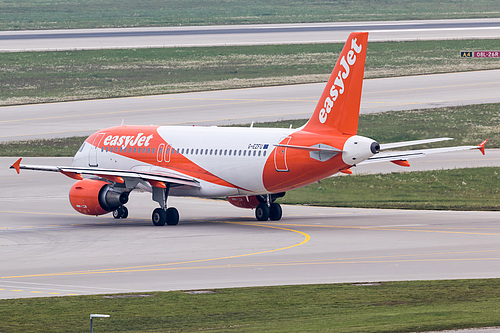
85,126,247,191
262,130,351,192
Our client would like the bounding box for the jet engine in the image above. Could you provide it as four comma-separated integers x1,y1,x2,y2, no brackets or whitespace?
69,179,129,216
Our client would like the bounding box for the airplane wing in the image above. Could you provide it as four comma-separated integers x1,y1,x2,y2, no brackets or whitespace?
361,139,487,166
10,158,201,188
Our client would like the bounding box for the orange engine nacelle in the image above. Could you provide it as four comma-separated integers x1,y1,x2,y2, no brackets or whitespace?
227,195,261,209
69,179,129,216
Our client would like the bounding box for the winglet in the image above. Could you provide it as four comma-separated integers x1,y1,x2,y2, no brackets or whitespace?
478,139,488,155
10,158,22,174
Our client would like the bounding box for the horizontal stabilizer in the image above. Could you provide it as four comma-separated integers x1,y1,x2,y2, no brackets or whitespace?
361,141,487,165
380,138,453,150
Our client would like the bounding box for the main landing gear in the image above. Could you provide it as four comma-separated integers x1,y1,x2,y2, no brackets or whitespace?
152,207,179,226
151,184,179,226
255,194,284,221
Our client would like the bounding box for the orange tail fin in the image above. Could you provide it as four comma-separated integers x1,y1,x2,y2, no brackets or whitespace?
302,32,368,135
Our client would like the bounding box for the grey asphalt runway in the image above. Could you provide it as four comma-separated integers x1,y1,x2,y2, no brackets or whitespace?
1,156,499,300
1,19,499,51
1,70,499,141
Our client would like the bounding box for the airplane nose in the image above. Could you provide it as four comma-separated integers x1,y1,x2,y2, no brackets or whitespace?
371,141,380,154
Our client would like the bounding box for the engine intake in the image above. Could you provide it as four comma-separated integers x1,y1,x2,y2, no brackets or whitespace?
69,179,128,216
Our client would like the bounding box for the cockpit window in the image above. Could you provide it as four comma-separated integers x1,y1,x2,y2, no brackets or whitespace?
79,143,86,152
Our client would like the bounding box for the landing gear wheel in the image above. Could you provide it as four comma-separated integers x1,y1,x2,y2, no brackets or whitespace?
166,207,179,226
255,203,270,221
152,208,167,226
113,206,128,219
269,203,282,221
113,208,122,219
120,206,128,219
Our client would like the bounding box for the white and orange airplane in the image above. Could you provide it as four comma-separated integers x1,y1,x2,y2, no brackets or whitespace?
10,32,487,226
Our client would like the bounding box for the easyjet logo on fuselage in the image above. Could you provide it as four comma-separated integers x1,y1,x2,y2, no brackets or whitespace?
318,38,363,124
103,132,154,149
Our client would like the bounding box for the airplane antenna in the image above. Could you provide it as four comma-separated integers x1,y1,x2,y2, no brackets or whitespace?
250,121,254,128
121,119,125,126
289,124,293,129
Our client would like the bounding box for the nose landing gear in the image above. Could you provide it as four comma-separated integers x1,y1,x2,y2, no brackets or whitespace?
112,205,128,219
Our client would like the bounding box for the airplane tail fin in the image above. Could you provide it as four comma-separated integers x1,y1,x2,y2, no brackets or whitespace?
302,32,368,135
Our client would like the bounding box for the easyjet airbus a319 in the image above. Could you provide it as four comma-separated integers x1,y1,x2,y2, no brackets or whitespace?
11,32,487,226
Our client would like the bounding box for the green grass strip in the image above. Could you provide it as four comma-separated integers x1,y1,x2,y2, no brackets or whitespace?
282,167,500,211
2,279,500,332
1,0,499,30
1,39,499,106
0,137,85,157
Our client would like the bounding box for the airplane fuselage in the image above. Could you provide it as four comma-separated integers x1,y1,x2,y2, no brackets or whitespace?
73,125,374,198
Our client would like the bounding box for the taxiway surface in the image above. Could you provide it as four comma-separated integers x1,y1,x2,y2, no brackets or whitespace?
1,157,499,299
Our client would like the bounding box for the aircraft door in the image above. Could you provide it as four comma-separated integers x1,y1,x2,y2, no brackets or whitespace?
157,143,165,163
88,132,106,167
164,144,171,163
274,136,291,172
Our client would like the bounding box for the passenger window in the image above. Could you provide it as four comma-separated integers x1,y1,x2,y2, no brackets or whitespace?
210,149,213,155
258,151,261,156
263,151,267,157
228,150,232,156
253,151,256,156
152,148,155,154
147,148,150,154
